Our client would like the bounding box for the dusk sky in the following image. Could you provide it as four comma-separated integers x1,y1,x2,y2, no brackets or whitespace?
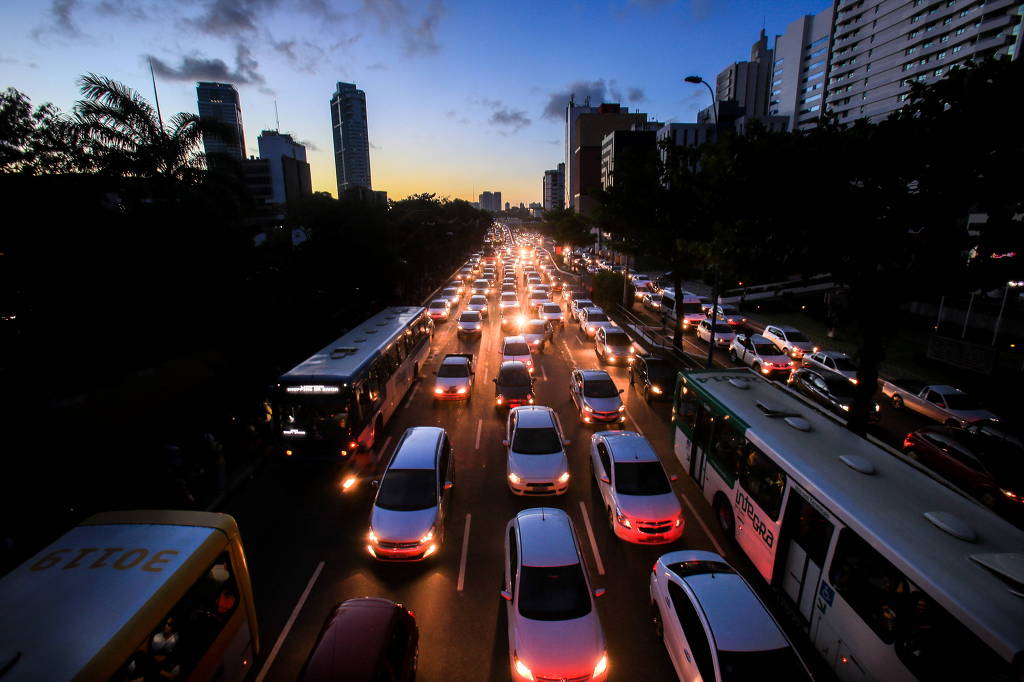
5,0,828,205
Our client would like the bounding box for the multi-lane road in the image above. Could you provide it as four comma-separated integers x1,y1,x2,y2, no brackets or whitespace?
221,254,835,681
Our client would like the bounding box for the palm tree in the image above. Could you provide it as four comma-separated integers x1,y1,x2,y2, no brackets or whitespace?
74,73,212,182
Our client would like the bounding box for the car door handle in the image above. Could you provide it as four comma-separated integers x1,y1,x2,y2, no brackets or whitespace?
684,650,693,663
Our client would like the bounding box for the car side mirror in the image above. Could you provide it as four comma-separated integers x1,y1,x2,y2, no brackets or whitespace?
502,439,509,446
500,590,513,601
444,481,454,490
600,474,610,484
371,479,380,487
563,439,571,446
593,588,607,598
618,389,624,394
670,474,679,482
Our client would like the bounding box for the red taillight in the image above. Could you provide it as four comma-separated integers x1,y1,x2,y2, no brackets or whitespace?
652,561,658,573
903,435,914,449
349,441,358,450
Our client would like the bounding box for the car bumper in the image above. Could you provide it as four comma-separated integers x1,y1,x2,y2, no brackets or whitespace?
603,354,635,364
613,521,684,544
583,412,626,424
508,480,569,496
366,542,438,561
434,392,469,401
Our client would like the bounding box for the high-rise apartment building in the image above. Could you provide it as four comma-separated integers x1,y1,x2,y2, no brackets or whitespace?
196,82,245,159
478,191,503,212
715,29,775,118
600,131,657,190
330,82,372,196
564,97,597,211
542,163,565,212
257,130,312,205
572,104,650,214
770,7,835,130
824,0,1022,123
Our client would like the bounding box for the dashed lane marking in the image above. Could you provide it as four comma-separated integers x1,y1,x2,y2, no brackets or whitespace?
255,561,324,682
457,514,472,592
578,501,606,576
475,418,482,450
679,493,725,556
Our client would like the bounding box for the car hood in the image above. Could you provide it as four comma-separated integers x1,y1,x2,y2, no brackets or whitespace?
951,408,1000,422
617,492,681,521
584,395,622,412
512,612,604,679
458,321,481,330
508,451,567,481
758,352,791,364
497,384,531,399
435,376,469,390
370,506,437,543
523,332,545,344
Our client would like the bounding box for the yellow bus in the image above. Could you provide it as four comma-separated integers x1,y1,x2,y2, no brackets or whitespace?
0,510,258,682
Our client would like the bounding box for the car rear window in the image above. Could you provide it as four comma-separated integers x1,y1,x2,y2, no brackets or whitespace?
460,312,480,322
504,342,530,356
517,564,592,621
498,367,531,386
543,304,561,313
586,313,608,322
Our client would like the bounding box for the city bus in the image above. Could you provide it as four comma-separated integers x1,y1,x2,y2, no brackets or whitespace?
671,368,1024,682
0,510,258,681
274,306,433,464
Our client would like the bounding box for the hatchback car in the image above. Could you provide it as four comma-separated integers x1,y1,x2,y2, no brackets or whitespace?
570,298,594,322
709,304,747,327
729,334,794,377
427,298,450,321
471,279,490,296
504,407,571,495
696,318,736,347
300,597,418,682
503,508,608,682
433,354,474,401
538,302,564,328
500,306,524,332
762,324,817,359
594,327,635,365
569,369,625,424
527,290,551,314
591,431,683,544
521,319,554,352
642,292,664,311
788,368,879,421
629,355,676,402
456,310,482,337
650,551,813,682
440,287,461,305
803,349,858,382
494,361,535,410
499,292,520,311
502,335,534,373
367,427,454,561
580,308,614,338
466,294,489,318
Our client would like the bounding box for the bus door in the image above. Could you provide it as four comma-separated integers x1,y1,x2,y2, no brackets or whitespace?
777,488,835,624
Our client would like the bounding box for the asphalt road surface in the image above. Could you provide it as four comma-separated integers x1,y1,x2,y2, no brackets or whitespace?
222,259,837,681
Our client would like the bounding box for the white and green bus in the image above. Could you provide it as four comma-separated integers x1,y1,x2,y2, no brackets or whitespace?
672,368,1024,682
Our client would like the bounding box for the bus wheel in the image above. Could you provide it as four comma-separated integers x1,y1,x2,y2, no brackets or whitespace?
714,495,735,538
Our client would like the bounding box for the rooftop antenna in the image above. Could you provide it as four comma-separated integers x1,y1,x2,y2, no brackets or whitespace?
274,99,280,132
148,57,164,130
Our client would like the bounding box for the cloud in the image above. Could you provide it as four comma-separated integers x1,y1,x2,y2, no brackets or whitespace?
369,142,380,150
445,110,456,119
627,87,645,102
147,44,267,88
367,62,388,70
183,0,277,38
31,0,82,40
271,38,326,73
489,107,530,132
96,0,147,20
541,79,646,120
362,0,445,55
0,56,40,69
293,137,318,151
547,139,560,145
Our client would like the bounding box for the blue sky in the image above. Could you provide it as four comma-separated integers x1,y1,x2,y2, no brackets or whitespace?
3,0,829,205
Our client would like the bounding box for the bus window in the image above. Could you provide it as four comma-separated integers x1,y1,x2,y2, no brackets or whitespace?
675,384,699,435
738,445,786,520
706,416,745,486
828,529,908,644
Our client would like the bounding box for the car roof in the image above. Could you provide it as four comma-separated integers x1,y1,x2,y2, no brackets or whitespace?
684,572,789,652
504,335,526,344
390,427,442,469
302,598,402,682
429,299,446,305
513,406,557,428
515,508,580,567
772,324,800,332
930,385,963,394
580,369,612,381
498,360,530,374
470,295,486,301
600,431,658,463
441,355,470,365
815,350,850,358
748,334,775,345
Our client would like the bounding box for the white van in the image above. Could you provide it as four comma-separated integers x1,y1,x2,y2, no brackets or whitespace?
658,290,706,332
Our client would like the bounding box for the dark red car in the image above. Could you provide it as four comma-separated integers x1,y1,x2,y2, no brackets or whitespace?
903,426,1024,515
301,597,418,682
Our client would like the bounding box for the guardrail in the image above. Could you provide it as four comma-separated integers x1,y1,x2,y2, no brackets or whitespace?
609,304,702,371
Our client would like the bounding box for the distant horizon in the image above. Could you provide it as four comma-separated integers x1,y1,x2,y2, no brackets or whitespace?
4,0,830,205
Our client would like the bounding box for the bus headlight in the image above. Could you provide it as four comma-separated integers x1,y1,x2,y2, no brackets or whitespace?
368,529,379,544
419,526,435,544
618,404,626,412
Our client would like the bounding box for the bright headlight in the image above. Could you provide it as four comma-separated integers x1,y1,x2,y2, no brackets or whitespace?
508,472,522,484
434,387,443,394
419,527,435,544
593,653,609,676
457,387,467,394
557,472,570,484
618,404,626,412
368,529,378,544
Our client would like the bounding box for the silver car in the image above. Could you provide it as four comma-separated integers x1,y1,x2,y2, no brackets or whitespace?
569,369,626,424
539,302,564,328
456,310,482,337
466,294,489,317
594,327,635,365
521,319,553,352
504,407,570,495
502,508,608,682
367,427,454,561
803,350,858,383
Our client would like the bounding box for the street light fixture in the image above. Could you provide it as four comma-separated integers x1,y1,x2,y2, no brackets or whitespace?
684,74,721,369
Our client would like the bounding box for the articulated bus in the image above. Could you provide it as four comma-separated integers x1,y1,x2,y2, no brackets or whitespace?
274,306,433,464
0,510,258,682
671,368,1024,682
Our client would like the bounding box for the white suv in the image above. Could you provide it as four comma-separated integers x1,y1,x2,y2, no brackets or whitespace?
501,335,534,373
728,333,794,377
504,406,571,495
650,551,812,681
803,349,857,382
502,508,608,682
762,324,817,359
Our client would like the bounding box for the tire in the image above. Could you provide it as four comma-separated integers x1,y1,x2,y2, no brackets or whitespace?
651,601,664,639
752,363,761,374
904,448,919,461
714,495,735,539
892,395,904,410
730,349,739,363
643,384,651,403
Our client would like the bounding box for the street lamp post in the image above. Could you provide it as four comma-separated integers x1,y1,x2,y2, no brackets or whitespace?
684,75,720,369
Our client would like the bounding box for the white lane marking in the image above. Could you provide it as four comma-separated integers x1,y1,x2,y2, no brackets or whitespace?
624,407,645,437
678,494,725,556
578,501,606,576
255,560,324,682
378,436,393,462
540,363,548,381
410,383,421,400
457,514,472,591
475,418,482,450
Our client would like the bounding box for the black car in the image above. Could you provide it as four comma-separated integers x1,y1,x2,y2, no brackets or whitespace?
493,360,534,411
629,355,676,402
788,368,879,422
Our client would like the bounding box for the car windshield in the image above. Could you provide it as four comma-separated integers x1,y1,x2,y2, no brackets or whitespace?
720,305,739,315
470,296,487,305
502,294,517,301
614,461,671,496
429,301,446,309
375,469,437,511
754,343,780,356
542,304,561,313
460,312,480,322
583,378,619,398
832,356,857,371
498,367,531,386
785,330,810,342
586,313,608,322
530,292,546,300
822,377,855,398
649,295,663,302
437,363,469,378
525,322,546,334
576,300,592,308
680,302,703,314
504,342,530,356
712,323,733,333
943,394,981,410
605,332,630,348
718,647,810,682
442,288,456,296
511,427,562,454
517,564,592,621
